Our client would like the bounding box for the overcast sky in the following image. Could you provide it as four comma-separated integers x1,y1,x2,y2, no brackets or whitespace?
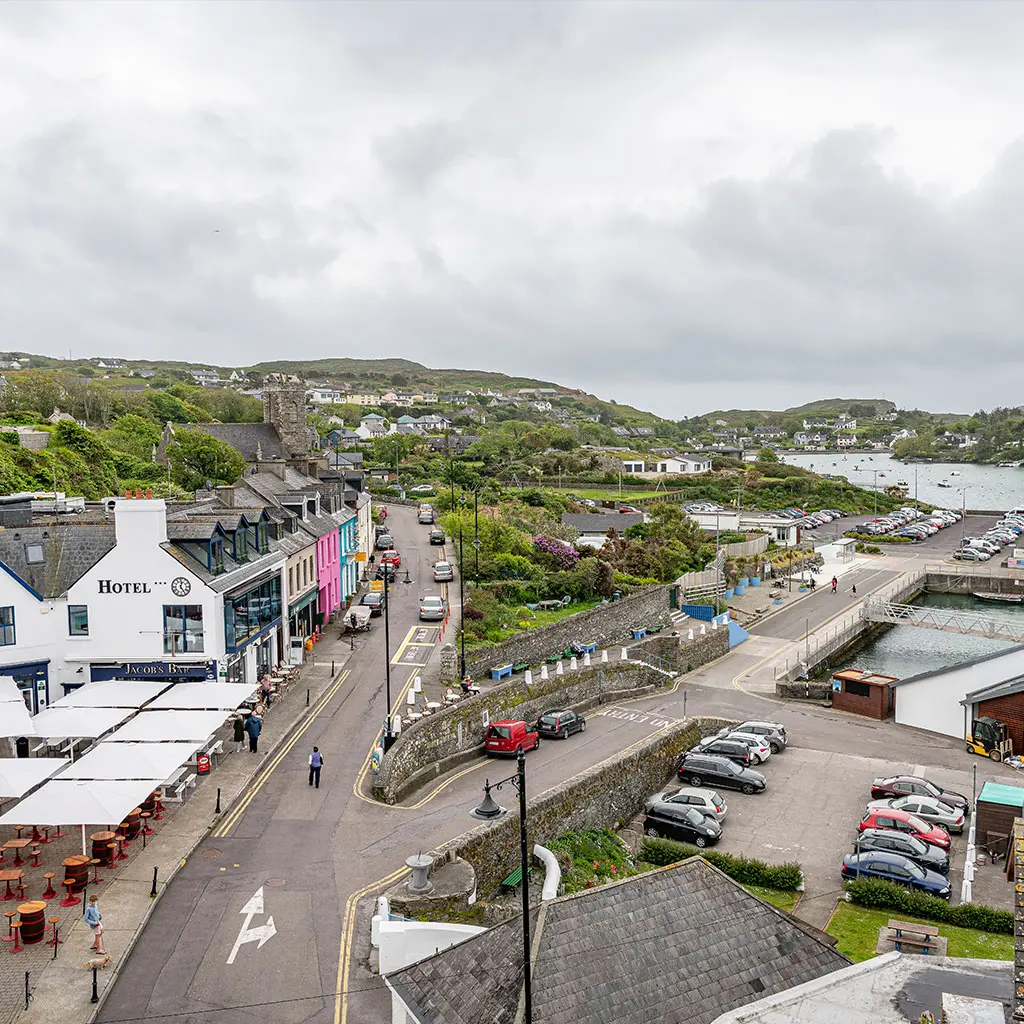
3,2,1024,419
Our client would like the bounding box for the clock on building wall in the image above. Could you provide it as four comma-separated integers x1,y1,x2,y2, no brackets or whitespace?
170,577,192,597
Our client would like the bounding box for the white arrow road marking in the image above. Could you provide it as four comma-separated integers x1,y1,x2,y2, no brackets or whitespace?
227,886,277,965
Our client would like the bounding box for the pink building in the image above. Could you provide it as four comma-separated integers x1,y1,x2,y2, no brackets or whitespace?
317,528,341,622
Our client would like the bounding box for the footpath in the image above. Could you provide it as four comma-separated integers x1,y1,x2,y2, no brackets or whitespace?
5,631,358,1024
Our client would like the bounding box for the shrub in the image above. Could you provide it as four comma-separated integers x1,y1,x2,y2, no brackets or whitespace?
844,878,1012,934
639,838,802,891
0,431,19,447
843,531,913,544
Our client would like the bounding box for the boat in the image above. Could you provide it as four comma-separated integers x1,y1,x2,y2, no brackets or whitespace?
998,462,1017,468
897,480,908,487
973,591,1024,604
950,470,961,476
938,480,952,488
879,472,886,477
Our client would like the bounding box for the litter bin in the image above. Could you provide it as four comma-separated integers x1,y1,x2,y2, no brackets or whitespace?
15,736,29,758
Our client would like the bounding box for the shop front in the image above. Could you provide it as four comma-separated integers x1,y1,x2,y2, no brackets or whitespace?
288,587,317,641
1,660,49,714
89,661,217,683
223,573,283,685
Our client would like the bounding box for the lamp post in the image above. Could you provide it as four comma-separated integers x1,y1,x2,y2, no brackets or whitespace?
459,527,466,678
382,568,394,751
471,747,532,1024
474,489,480,586
960,487,969,549
872,469,879,519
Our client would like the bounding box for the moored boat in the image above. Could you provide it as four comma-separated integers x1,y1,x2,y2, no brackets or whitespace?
973,591,1024,604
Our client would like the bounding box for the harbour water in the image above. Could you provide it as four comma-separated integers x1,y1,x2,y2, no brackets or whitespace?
839,592,1024,680
780,452,1024,510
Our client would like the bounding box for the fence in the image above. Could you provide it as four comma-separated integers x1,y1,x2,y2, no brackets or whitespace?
718,534,770,558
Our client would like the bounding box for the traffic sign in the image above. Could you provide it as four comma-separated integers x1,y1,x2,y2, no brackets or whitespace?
370,580,384,592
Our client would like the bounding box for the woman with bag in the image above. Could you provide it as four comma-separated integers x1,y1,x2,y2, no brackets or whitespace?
85,896,105,954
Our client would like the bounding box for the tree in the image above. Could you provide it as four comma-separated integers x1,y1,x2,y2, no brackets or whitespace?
757,447,780,463
165,428,245,491
103,414,162,461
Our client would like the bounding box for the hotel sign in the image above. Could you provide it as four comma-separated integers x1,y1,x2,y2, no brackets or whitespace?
96,576,192,596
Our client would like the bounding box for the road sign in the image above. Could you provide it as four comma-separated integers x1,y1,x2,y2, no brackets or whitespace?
472,539,483,549
370,580,384,592
227,887,277,965
355,552,367,562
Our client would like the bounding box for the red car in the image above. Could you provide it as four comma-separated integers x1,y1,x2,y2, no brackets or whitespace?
484,720,540,757
381,549,401,568
858,808,951,849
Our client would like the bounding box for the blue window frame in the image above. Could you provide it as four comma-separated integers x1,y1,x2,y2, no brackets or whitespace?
0,606,14,646
224,577,281,651
233,529,248,563
163,605,205,654
209,537,225,574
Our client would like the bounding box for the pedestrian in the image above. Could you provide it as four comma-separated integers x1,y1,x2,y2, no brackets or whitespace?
308,746,323,788
233,714,246,753
381,507,387,520
851,583,857,595
245,710,262,753
85,895,105,953
831,576,838,593
260,674,273,707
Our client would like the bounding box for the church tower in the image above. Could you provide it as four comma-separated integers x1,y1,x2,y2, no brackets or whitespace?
263,374,312,458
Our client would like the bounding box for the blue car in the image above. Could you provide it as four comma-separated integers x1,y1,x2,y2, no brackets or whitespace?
841,851,951,899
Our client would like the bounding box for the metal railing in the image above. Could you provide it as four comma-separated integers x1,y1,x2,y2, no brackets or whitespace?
864,598,1024,643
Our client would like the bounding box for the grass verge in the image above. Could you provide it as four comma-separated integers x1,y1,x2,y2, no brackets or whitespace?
744,885,799,913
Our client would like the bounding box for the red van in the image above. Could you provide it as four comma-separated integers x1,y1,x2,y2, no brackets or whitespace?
485,720,541,757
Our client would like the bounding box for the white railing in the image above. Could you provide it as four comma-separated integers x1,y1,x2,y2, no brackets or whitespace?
865,598,1024,643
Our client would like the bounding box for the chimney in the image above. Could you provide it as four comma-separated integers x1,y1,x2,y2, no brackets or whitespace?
113,497,168,546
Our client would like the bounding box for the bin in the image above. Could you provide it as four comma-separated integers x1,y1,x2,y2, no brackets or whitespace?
15,736,29,758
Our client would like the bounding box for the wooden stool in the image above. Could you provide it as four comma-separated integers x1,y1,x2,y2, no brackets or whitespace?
2,910,15,942
106,843,117,867
47,916,62,947
59,879,80,908
119,823,132,848
12,826,25,841
89,859,104,885
8,921,22,953
41,873,57,900
50,825,66,839
140,812,154,836
39,826,53,845
29,845,42,868
28,825,43,843
15,883,26,902
113,834,128,862
153,791,164,820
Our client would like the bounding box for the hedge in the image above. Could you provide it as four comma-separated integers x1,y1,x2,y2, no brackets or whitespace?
640,838,803,891
844,531,914,544
844,878,1013,935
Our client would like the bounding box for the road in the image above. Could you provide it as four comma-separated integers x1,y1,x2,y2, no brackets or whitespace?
94,509,998,1024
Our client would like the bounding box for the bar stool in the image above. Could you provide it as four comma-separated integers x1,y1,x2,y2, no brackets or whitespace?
59,880,80,908
89,859,104,885
47,916,62,947
118,823,132,848
12,826,25,840
41,874,57,900
106,843,117,868
153,791,165,820
39,826,53,845
2,910,15,942
112,834,128,862
8,921,22,954
15,883,26,902
29,845,42,868
140,812,154,836
28,825,43,843
50,825,66,839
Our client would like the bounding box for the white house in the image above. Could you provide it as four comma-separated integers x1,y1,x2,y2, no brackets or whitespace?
355,414,390,440
794,432,829,447
190,369,220,386
654,456,712,475
307,388,344,405
835,434,859,448
530,400,553,412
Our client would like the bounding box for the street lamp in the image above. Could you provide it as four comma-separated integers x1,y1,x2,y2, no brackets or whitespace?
459,527,466,678
382,568,394,752
470,747,532,1024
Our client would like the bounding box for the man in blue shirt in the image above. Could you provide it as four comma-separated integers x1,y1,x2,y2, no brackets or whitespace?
308,747,323,788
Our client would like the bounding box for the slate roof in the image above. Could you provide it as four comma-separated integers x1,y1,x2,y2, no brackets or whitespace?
388,859,849,1024
0,523,116,598
961,673,1024,705
561,513,643,533
186,423,289,462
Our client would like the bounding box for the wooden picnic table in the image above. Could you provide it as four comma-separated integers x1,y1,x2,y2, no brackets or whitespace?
888,919,940,954
536,600,563,611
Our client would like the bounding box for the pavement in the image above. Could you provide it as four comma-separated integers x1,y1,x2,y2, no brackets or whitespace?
10,506,1010,1024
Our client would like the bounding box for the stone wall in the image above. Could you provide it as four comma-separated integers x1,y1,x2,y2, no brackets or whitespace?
630,627,729,673
429,714,734,894
776,680,833,701
463,586,670,678
374,659,669,804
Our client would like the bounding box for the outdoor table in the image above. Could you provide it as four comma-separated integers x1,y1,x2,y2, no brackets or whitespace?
407,712,423,722
90,831,117,864
62,855,90,894
3,839,31,868
0,869,23,902
425,701,441,712
536,600,563,611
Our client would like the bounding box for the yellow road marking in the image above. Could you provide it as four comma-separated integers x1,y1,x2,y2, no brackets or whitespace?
388,627,419,666
212,670,350,838
351,669,419,805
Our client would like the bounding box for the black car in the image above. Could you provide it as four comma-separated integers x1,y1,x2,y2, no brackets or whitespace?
855,828,950,875
375,564,397,582
644,803,722,848
677,753,766,795
376,533,394,550
841,852,951,899
535,709,586,739
429,529,446,545
360,592,384,616
690,737,752,768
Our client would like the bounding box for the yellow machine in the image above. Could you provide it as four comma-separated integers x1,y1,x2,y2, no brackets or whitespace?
966,717,1013,761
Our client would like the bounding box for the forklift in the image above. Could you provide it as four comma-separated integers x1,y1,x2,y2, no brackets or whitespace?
966,717,1014,761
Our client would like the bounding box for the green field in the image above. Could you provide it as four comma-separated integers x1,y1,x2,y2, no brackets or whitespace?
550,487,686,502
462,599,605,650
826,902,1013,962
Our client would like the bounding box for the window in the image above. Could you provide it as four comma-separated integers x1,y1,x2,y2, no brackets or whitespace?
234,530,248,563
0,606,14,645
68,605,89,636
844,679,872,698
302,560,307,587
257,521,268,554
164,605,204,654
288,567,294,596
210,538,225,574
25,544,44,565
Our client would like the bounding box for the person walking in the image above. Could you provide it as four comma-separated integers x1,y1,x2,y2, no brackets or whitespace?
831,576,838,594
851,583,857,595
308,746,323,788
85,895,105,954
245,711,262,753
233,714,246,753
260,674,273,707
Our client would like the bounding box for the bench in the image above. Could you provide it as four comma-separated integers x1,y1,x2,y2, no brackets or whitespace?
887,919,940,955
545,653,563,664
512,663,530,674
645,625,663,635
490,664,514,681
164,773,197,804
499,865,533,889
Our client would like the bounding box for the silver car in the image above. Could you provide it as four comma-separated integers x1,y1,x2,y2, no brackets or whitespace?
866,795,965,834
738,720,787,753
717,729,771,763
432,561,454,582
645,787,727,822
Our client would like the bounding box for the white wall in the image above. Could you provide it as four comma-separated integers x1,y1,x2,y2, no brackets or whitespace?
895,647,1024,738
0,570,60,705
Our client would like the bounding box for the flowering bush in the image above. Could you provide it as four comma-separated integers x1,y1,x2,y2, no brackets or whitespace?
532,535,581,571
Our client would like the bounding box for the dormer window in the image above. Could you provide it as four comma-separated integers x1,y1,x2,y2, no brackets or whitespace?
257,521,269,554
234,530,248,563
209,537,225,574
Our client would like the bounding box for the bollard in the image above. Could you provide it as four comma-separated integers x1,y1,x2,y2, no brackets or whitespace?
524,670,533,687
570,656,578,671
332,660,335,676
150,866,158,898
142,827,146,850
306,689,310,707
215,788,221,814
583,652,591,667
91,966,99,1003
620,647,628,661
601,649,608,663
25,971,30,1010
414,676,422,694
52,925,59,959
699,625,706,635
540,664,549,680
687,629,694,640
555,661,563,676
82,883,88,915
406,689,416,707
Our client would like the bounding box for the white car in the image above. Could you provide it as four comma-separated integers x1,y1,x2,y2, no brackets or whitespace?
866,794,965,834
645,787,727,822
717,729,771,763
738,720,788,753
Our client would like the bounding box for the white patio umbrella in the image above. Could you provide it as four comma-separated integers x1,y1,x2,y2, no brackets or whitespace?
59,741,201,781
0,758,68,799
147,683,257,710
49,680,173,709
104,710,230,743
29,706,136,746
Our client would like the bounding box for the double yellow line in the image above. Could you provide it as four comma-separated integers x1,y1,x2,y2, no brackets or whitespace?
213,669,351,839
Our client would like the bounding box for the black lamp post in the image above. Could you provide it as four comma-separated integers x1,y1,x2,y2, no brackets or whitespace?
474,489,480,586
459,527,466,677
471,747,532,1024
382,569,394,751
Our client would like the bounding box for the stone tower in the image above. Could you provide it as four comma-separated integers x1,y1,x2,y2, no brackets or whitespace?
264,373,312,458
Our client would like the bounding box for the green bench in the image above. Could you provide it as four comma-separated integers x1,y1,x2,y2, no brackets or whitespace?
545,653,563,664
499,865,533,889
645,625,663,635
513,662,530,673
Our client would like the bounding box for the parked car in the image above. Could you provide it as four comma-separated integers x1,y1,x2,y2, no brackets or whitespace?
644,787,727,821
360,592,384,616
840,851,951,898
953,548,990,561
690,736,752,768
676,752,766,795
535,709,586,739
374,524,389,540
432,561,454,582
380,549,401,568
855,828,950,875
485,720,540,756
418,595,446,621
866,795,965,834
375,533,394,550
870,776,970,815
619,505,643,514
375,563,397,582
858,808,951,849
738,720,787,753
410,484,434,494
429,528,446,545
643,803,723,848
716,729,771,763
418,509,435,524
